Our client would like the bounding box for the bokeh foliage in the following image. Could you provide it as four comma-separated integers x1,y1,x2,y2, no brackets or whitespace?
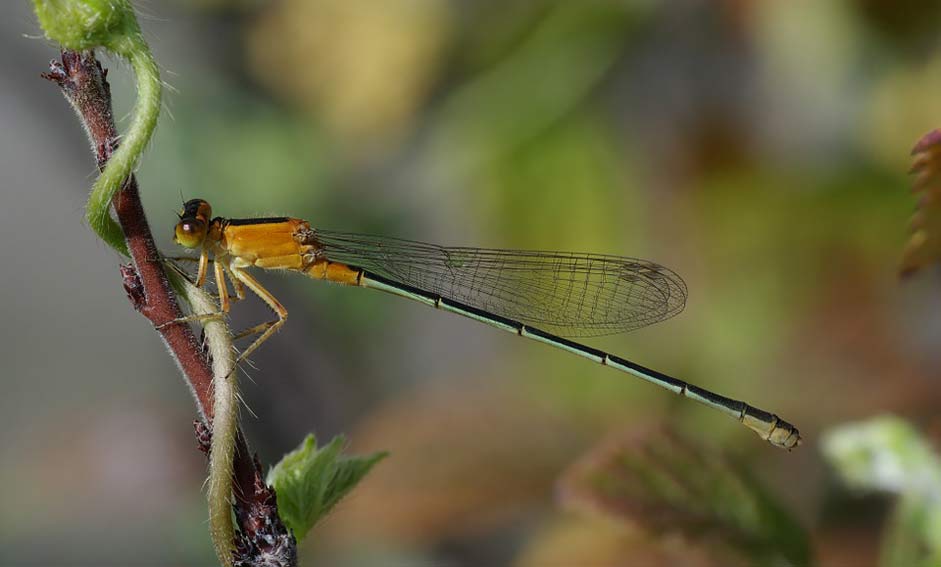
9,0,941,564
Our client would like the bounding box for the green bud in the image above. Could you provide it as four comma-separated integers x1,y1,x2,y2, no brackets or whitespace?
33,0,141,53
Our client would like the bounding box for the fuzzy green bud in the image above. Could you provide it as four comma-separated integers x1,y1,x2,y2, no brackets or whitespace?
33,0,141,54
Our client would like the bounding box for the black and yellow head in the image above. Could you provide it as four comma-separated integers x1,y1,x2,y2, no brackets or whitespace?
174,199,213,248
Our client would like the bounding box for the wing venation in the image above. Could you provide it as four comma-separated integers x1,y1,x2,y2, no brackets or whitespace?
311,230,687,338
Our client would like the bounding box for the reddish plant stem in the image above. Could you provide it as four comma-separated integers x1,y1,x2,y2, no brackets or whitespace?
43,50,278,556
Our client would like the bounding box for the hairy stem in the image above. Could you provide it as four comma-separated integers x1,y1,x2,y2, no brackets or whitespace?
173,270,239,565
44,50,294,566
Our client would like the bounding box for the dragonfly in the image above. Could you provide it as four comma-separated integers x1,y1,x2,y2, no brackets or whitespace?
169,198,801,450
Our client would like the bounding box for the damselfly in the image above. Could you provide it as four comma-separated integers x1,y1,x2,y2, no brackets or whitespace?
170,199,800,450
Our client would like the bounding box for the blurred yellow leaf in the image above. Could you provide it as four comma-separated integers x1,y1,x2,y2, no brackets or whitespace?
864,57,941,172
515,515,741,567
248,0,451,157
900,129,941,276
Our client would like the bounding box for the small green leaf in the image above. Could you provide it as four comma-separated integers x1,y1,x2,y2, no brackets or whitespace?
822,415,941,567
267,434,387,542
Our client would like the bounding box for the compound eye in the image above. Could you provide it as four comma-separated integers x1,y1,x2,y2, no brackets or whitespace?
174,219,207,248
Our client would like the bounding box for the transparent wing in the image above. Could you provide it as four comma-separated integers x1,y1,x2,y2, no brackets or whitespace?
312,230,687,338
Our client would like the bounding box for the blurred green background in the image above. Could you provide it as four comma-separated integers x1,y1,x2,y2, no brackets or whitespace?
4,0,941,565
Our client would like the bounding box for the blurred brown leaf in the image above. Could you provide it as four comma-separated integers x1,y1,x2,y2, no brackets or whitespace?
813,525,880,567
901,129,941,276
782,247,938,423
557,426,809,565
320,379,595,546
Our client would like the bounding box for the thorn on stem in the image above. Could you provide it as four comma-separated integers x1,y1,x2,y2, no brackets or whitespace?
120,263,145,311
96,137,121,169
194,420,212,455
42,50,91,91
41,59,68,85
